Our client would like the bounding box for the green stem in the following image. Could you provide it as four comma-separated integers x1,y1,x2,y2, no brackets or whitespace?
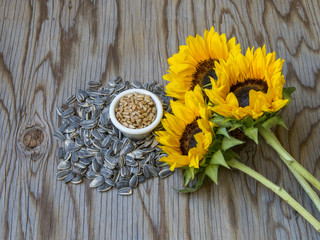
280,155,320,214
259,126,320,192
202,83,212,89
228,158,320,232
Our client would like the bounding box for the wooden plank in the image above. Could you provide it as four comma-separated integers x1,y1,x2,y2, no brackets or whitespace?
0,0,320,239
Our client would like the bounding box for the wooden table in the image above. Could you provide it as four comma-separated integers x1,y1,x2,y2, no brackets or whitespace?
1,0,320,239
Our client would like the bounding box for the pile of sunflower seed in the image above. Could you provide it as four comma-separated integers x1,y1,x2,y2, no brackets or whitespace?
54,77,173,195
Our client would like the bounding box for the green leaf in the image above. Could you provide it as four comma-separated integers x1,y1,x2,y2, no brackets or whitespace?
243,127,258,144
173,171,206,193
229,123,243,131
242,116,254,128
283,87,296,106
252,114,268,127
283,86,296,95
183,168,195,186
277,116,287,129
222,136,244,151
211,115,233,127
210,150,230,169
261,115,287,129
205,164,219,185
207,135,223,153
224,149,240,160
216,127,230,138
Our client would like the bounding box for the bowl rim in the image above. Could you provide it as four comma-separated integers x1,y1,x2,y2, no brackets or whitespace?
109,89,163,135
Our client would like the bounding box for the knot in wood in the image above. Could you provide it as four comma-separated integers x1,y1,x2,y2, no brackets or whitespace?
23,128,44,149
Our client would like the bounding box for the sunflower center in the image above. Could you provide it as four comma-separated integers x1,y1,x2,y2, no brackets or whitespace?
230,79,268,107
191,58,217,90
180,118,202,155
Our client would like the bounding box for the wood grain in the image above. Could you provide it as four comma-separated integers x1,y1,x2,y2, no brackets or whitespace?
1,0,320,239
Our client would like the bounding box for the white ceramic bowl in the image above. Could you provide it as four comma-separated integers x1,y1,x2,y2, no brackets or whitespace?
109,89,163,140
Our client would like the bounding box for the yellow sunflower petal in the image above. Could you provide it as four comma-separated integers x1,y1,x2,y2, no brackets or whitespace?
160,154,190,171
271,99,288,112
156,131,180,147
196,130,212,150
165,81,191,99
162,113,186,135
205,77,229,104
227,37,241,57
169,63,195,76
188,148,201,169
226,93,239,107
198,108,213,131
185,85,205,115
171,100,196,123
212,105,234,119
158,145,181,155
234,107,250,120
186,34,208,61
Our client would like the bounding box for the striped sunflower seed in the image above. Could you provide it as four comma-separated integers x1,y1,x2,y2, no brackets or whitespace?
129,175,138,188
54,131,66,141
90,176,105,188
118,187,132,196
88,81,102,88
98,183,112,192
71,175,83,184
57,160,71,170
61,108,75,118
66,94,76,105
159,168,173,179
64,172,75,183
56,170,71,180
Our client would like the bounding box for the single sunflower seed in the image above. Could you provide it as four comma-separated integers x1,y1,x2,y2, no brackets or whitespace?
118,187,132,196
89,176,105,188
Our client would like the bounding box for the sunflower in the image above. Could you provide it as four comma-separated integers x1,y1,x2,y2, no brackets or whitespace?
163,27,241,101
156,85,214,171
205,46,288,120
